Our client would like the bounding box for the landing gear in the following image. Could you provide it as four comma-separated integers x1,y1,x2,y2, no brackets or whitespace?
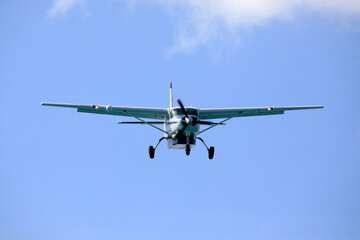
149,146,155,159
197,137,215,159
148,137,166,159
208,146,215,159
186,145,190,156
148,136,214,159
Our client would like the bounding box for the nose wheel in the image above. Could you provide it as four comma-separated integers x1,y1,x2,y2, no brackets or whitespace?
186,145,191,156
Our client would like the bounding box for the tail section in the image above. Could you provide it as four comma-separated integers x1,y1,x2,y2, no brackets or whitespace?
170,82,173,109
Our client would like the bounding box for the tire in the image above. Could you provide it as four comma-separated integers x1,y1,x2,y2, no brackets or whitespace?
186,145,190,156
208,146,215,159
149,146,155,159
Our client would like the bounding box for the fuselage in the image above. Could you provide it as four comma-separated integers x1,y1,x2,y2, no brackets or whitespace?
165,107,200,149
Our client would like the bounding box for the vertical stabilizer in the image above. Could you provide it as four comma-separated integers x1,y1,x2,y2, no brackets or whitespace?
170,82,173,109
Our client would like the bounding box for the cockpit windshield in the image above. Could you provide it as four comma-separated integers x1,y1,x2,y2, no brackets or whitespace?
170,107,199,118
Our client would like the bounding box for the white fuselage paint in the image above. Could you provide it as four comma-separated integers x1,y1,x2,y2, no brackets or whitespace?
164,109,200,149
165,115,200,136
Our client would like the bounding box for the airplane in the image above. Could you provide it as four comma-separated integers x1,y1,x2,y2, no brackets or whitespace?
41,83,323,159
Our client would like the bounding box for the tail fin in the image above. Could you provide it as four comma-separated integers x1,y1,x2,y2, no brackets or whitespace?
170,82,173,109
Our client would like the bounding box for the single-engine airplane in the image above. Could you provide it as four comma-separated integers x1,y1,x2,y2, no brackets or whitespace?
42,83,323,159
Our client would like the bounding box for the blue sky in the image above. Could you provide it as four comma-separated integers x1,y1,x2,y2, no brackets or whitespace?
1,1,360,239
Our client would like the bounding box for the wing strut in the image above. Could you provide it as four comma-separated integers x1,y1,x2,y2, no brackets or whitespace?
118,113,169,136
118,121,164,124
198,117,233,135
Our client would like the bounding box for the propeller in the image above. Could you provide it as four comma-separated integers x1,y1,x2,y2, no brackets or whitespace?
173,99,225,139
171,99,189,139
172,100,226,139
177,99,224,126
177,99,189,119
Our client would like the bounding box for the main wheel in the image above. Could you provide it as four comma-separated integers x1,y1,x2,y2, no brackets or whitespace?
149,146,155,159
185,145,190,156
208,146,215,159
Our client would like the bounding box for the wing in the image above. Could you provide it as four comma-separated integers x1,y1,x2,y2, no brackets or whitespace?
199,105,324,120
41,103,168,120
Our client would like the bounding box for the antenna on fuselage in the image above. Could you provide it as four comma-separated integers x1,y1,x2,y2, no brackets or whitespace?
170,82,173,109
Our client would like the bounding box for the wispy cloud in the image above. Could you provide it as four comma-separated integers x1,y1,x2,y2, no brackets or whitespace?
47,0,360,51
145,0,360,52
47,0,86,17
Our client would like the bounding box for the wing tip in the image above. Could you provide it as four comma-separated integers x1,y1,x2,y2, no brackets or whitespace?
41,102,55,107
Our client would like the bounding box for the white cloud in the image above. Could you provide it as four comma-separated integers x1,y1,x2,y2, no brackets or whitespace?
47,0,360,51
48,0,86,17
146,0,360,52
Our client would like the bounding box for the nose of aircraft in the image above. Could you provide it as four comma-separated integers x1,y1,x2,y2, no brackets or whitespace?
181,115,197,126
